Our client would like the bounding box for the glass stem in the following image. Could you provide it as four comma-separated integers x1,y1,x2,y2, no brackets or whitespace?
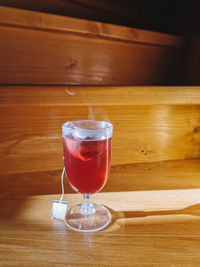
81,194,95,215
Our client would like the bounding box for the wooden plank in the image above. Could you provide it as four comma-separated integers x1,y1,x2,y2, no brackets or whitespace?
1,86,200,105
0,26,182,86
0,6,184,85
0,159,199,198
1,189,200,265
0,0,186,37
0,6,184,47
0,102,200,174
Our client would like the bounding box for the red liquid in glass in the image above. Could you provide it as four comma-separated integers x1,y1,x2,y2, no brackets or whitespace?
63,137,111,194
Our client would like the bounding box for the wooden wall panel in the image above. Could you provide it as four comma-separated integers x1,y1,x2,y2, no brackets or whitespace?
0,86,200,175
1,86,200,105
0,26,182,85
0,6,184,85
0,159,200,197
0,6,183,47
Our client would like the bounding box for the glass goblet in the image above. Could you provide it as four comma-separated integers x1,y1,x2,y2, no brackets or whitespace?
62,120,113,232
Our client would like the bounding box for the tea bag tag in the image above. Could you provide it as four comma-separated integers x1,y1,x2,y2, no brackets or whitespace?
50,167,68,220
50,200,68,220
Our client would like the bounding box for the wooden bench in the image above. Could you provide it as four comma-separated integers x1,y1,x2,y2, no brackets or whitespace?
1,85,200,197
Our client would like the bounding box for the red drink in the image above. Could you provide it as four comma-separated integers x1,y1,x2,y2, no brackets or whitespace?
63,137,111,194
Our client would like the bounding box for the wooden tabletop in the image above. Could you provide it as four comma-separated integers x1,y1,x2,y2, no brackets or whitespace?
1,179,200,266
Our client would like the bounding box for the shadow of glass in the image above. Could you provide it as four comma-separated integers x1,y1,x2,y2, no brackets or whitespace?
105,203,200,227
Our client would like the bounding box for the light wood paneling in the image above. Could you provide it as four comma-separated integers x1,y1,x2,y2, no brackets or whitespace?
1,188,200,265
1,86,200,105
0,86,200,175
0,159,199,197
0,6,184,85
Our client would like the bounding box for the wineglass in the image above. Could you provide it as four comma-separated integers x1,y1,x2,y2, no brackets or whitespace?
62,120,113,232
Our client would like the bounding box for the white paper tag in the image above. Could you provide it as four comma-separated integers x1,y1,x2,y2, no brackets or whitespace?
50,200,68,220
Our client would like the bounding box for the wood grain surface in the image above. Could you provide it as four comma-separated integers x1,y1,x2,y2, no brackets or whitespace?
0,6,184,47
0,6,183,85
0,0,188,37
1,86,200,175
1,86,200,105
1,187,200,266
0,159,199,198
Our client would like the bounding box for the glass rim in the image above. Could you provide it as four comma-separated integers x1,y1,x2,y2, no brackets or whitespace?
62,120,113,140
62,120,112,131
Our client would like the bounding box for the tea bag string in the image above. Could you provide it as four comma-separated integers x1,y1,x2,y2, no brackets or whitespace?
59,167,65,202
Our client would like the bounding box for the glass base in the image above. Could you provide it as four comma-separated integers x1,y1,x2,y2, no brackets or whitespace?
65,203,111,232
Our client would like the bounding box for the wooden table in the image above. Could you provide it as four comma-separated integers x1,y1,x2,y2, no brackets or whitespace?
1,188,200,266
